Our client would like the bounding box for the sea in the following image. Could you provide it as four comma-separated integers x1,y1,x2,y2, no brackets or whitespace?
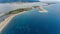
0,0,39,3
1,3,60,34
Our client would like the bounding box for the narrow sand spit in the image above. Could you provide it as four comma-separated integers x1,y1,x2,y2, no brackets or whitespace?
0,11,26,32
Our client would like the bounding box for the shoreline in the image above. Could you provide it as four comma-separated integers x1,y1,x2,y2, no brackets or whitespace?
0,11,26,32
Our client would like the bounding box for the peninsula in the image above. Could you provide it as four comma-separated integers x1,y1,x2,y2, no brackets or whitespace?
0,6,48,33
0,8,32,32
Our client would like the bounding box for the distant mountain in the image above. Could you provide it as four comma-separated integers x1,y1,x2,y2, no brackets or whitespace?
0,0,40,3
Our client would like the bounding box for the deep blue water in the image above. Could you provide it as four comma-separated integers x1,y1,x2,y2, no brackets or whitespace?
0,0,39,3
1,3,60,34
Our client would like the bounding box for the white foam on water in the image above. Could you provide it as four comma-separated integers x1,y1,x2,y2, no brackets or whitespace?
39,10,48,13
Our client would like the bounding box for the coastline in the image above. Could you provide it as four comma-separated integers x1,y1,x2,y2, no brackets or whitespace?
0,11,26,32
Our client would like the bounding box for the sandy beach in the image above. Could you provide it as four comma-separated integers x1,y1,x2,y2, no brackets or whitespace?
0,11,26,32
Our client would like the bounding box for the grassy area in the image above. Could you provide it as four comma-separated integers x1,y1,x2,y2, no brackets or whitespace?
6,8,32,15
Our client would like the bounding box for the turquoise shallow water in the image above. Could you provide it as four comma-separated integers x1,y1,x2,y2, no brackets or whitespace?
1,3,60,34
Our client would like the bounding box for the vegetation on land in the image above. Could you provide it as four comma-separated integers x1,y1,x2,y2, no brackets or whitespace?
6,8,32,15
6,6,39,15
